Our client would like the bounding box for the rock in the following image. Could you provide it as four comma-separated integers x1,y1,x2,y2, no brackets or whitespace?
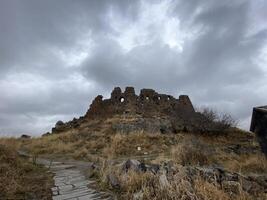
107,174,120,189
222,181,241,195
133,190,143,200
122,159,141,172
55,120,64,128
139,162,147,172
20,134,31,139
185,166,266,196
87,163,99,178
147,164,160,175
163,161,175,176
42,132,51,137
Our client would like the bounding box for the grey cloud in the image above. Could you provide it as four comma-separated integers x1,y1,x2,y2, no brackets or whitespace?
0,0,266,135
82,0,267,129
0,0,142,135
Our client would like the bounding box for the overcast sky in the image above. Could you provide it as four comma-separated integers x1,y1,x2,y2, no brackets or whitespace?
0,0,267,136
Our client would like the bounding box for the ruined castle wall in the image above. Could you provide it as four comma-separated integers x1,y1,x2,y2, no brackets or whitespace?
51,87,204,134
85,87,195,119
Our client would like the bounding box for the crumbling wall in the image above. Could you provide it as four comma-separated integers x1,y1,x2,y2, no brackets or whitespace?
85,87,195,119
51,87,199,134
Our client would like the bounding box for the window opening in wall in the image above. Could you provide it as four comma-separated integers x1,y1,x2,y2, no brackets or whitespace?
120,97,125,103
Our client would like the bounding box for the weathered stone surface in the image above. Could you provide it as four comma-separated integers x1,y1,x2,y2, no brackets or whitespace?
107,174,120,189
116,159,267,197
147,164,160,175
36,159,112,200
122,159,142,172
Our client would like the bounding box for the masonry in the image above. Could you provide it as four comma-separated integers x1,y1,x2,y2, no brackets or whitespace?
51,87,214,134
85,87,195,119
250,106,267,156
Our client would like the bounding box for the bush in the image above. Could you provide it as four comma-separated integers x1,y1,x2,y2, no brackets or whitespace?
199,107,238,132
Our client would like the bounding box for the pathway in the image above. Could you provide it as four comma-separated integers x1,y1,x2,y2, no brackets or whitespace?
47,161,111,200
18,151,112,200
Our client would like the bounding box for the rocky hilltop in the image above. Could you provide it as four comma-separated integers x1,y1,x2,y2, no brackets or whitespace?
50,87,223,135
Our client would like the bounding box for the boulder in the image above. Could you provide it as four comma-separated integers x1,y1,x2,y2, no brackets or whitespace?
147,164,160,175
20,134,31,139
107,174,120,189
122,159,142,172
55,120,64,128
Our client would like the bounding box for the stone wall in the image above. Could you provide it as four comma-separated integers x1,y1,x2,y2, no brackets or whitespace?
85,87,195,119
50,87,212,134
250,106,267,156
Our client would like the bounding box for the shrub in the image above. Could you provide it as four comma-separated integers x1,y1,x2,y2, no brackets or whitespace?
199,107,238,132
171,136,212,166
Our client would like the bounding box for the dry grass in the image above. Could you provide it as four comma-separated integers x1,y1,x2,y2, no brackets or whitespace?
18,129,265,175
223,153,267,174
92,160,264,200
0,142,53,199
102,132,183,159
1,127,265,200
0,137,22,150
171,136,214,166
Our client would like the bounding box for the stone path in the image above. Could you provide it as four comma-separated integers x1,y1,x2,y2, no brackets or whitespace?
48,161,111,200
17,150,113,200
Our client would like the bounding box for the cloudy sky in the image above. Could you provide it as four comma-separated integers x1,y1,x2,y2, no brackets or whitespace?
0,0,267,136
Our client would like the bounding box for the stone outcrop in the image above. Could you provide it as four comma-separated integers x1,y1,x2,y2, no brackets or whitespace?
50,87,219,134
20,134,31,139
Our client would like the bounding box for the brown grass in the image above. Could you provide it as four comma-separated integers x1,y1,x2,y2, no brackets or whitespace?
92,160,264,200
102,132,183,159
223,153,267,174
0,142,53,199
171,136,214,166
1,127,265,200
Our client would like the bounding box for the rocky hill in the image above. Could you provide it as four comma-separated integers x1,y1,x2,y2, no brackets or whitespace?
49,87,225,136
16,87,266,200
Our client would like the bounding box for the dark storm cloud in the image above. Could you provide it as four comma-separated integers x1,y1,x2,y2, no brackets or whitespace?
0,0,266,135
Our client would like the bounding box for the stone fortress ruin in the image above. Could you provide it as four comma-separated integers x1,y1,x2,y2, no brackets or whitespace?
51,87,221,135
86,87,195,119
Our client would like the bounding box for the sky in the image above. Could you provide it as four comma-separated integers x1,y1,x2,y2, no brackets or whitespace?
0,0,267,136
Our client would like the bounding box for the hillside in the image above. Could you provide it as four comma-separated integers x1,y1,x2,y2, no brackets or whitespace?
15,87,267,200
